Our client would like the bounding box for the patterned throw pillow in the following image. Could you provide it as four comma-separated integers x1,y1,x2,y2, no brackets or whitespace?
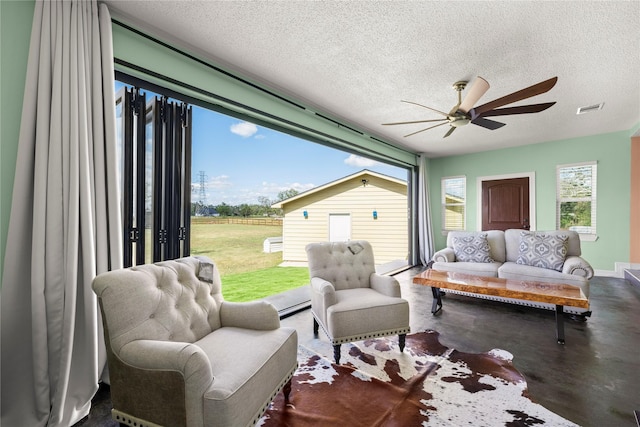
452,233,494,263
516,231,568,272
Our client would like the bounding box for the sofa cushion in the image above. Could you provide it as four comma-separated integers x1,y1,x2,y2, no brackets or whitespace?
446,230,506,263
432,261,501,277
516,231,568,272
505,229,581,262
452,233,494,263
498,262,589,294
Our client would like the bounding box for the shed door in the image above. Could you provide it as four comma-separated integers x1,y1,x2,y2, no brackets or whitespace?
329,214,351,242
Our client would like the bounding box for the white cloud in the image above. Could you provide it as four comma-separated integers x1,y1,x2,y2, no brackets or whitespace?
344,154,379,168
261,181,315,194
208,175,232,189
230,121,258,138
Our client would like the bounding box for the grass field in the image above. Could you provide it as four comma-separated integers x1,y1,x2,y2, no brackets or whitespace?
190,218,308,302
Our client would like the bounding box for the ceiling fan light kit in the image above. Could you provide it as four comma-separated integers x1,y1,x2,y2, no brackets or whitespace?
383,76,558,139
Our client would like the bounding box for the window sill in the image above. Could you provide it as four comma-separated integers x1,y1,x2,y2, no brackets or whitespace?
579,234,598,242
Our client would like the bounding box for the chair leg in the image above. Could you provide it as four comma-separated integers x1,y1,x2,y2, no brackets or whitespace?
399,333,406,352
283,377,293,403
313,317,319,336
333,344,341,364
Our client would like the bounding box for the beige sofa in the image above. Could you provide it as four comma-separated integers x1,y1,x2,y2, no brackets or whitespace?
431,229,594,316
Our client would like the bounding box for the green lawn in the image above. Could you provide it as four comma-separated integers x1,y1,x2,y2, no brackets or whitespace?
189,219,308,302
221,266,310,302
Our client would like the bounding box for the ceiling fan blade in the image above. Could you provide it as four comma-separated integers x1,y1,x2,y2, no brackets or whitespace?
471,117,507,130
404,121,449,137
470,76,558,118
443,127,456,138
478,102,556,118
382,118,448,126
458,76,490,113
401,100,449,117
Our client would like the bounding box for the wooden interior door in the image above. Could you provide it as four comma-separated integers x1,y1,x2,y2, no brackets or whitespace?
482,177,530,231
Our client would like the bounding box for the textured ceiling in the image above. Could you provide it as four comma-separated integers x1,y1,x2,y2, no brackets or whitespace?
105,1,640,158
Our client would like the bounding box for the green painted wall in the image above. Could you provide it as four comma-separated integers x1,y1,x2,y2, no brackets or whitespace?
1,0,35,287
428,130,633,271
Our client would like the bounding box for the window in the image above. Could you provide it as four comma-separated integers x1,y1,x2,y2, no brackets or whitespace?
115,74,411,303
442,176,466,231
556,162,597,240
116,85,193,267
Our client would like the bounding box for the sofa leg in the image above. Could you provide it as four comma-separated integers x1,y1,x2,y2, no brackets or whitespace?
283,377,293,403
313,318,319,336
399,334,406,352
333,344,341,364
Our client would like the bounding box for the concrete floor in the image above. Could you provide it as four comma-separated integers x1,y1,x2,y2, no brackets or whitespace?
77,268,640,427
281,267,640,427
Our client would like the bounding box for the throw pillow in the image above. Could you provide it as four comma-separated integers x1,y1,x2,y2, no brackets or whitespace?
452,233,494,263
516,231,568,272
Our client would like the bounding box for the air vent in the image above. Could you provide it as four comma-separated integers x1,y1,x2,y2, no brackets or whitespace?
577,103,604,115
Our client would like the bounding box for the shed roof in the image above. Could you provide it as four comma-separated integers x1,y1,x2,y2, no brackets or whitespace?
271,169,406,208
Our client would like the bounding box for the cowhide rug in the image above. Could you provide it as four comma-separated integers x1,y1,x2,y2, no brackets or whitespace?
258,330,578,426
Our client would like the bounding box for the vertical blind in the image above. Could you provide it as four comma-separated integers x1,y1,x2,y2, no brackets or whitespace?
442,176,466,231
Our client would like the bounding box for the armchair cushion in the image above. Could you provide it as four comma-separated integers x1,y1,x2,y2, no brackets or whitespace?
198,327,298,427
326,288,410,344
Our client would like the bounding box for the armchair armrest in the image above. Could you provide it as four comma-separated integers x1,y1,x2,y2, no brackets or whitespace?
118,340,213,426
220,300,280,330
310,277,337,327
310,277,337,305
562,256,594,279
370,273,401,297
432,247,455,263
119,340,212,386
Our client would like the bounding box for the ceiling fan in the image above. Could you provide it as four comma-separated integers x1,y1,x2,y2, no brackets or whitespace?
382,76,558,138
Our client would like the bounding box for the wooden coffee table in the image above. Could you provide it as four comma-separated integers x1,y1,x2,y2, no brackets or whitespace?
412,269,589,344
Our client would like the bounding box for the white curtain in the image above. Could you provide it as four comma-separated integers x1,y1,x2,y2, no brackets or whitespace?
417,153,435,265
0,1,122,426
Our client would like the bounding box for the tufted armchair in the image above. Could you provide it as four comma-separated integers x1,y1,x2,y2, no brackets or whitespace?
92,256,298,427
305,241,410,364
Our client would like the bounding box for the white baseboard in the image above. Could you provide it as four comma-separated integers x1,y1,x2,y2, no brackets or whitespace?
608,262,640,278
594,269,619,278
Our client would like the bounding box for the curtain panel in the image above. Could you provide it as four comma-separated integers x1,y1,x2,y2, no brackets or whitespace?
418,153,435,265
1,1,121,426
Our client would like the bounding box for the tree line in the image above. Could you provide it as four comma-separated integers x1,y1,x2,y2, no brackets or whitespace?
192,189,299,217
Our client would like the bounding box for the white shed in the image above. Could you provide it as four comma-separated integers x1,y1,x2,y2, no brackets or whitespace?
271,170,408,265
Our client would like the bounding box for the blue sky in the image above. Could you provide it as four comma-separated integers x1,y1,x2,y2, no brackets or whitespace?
116,81,407,206
190,105,407,206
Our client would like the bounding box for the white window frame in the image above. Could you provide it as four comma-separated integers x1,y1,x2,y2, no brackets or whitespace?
556,161,597,241
441,175,466,234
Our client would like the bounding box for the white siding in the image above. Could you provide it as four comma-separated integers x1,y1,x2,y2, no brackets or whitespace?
281,174,408,264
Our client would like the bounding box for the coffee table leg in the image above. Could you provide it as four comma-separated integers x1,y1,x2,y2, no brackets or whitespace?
556,305,565,344
431,287,443,314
